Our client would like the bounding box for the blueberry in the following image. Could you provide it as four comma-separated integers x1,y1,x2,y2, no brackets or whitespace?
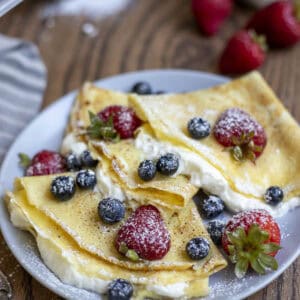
98,198,125,224
201,195,225,219
80,150,99,168
156,153,179,176
186,237,210,260
108,278,133,300
207,220,225,245
264,186,284,206
51,176,76,201
66,153,82,171
187,117,211,139
76,169,97,190
138,160,156,181
131,82,152,95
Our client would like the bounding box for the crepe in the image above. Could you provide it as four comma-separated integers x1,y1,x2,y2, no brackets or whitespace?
63,83,197,208
130,72,300,205
6,175,227,298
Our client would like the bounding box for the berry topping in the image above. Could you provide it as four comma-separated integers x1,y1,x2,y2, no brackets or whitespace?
222,209,281,278
25,150,66,176
138,160,156,181
187,117,211,139
66,153,82,171
98,198,125,224
131,81,152,95
191,0,233,36
207,220,225,245
76,169,97,190
186,237,210,260
213,108,267,162
156,153,179,176
246,1,300,48
115,205,171,261
80,150,99,168
264,186,284,206
219,30,266,74
108,278,133,300
98,106,142,139
201,195,225,219
51,176,76,201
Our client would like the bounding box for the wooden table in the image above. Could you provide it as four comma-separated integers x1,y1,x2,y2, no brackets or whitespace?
0,0,299,299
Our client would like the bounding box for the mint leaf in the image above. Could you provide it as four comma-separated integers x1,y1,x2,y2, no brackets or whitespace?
18,153,31,169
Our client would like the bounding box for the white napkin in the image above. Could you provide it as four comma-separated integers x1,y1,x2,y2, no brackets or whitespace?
0,34,47,163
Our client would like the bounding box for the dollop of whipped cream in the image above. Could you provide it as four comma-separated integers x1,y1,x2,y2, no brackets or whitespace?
134,132,300,217
61,133,87,156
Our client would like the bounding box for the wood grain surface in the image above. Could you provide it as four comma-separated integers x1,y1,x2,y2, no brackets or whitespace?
0,0,299,299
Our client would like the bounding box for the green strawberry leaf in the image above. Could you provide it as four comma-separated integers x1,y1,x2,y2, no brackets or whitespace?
250,257,266,275
18,153,31,169
258,253,278,271
261,243,281,254
235,257,249,279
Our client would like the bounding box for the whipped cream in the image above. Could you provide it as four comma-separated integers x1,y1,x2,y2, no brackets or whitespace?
134,132,300,217
148,282,187,298
61,133,87,156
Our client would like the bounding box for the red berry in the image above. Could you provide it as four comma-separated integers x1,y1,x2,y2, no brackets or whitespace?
191,0,233,36
246,1,300,48
213,108,267,161
115,205,171,261
222,209,281,278
219,30,266,74
98,105,142,139
26,150,66,176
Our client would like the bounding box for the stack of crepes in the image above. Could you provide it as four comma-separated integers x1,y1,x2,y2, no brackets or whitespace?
6,71,300,299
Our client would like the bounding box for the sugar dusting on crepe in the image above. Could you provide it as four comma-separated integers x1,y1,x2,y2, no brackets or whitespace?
42,0,131,19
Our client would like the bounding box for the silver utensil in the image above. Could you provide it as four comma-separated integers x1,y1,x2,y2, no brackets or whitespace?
0,0,23,18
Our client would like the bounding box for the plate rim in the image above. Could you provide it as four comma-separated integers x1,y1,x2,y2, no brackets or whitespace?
0,69,299,300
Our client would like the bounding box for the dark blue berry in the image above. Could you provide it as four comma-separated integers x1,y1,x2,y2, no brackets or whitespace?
186,237,210,260
188,117,211,139
66,153,82,171
264,186,284,206
138,160,156,181
108,278,133,300
201,195,225,219
80,150,99,168
98,198,125,224
156,153,179,176
76,169,97,190
207,220,225,245
51,176,76,201
131,82,152,95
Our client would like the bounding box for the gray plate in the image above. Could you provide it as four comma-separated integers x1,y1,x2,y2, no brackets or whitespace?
0,70,299,300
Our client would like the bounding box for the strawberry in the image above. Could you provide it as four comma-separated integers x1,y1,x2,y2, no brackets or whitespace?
19,150,66,176
213,108,267,162
191,0,233,36
219,30,266,74
222,209,281,278
115,205,171,261
246,1,300,48
97,105,142,139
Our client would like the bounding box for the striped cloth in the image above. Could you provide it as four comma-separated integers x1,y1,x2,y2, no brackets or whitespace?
0,34,47,163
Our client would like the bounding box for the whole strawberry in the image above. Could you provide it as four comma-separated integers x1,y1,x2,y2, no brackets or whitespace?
191,0,233,36
219,30,266,74
115,205,171,261
97,105,142,139
19,150,66,176
213,108,267,162
246,1,300,48
222,209,281,278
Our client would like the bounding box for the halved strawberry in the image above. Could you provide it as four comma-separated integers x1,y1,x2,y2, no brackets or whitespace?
222,209,281,278
213,108,267,162
115,205,171,261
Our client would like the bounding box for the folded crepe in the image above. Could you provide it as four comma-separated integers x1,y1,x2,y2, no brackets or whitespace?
62,83,197,209
5,175,227,298
130,72,300,209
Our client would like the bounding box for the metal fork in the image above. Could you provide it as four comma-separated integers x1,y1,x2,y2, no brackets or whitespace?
0,0,23,18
